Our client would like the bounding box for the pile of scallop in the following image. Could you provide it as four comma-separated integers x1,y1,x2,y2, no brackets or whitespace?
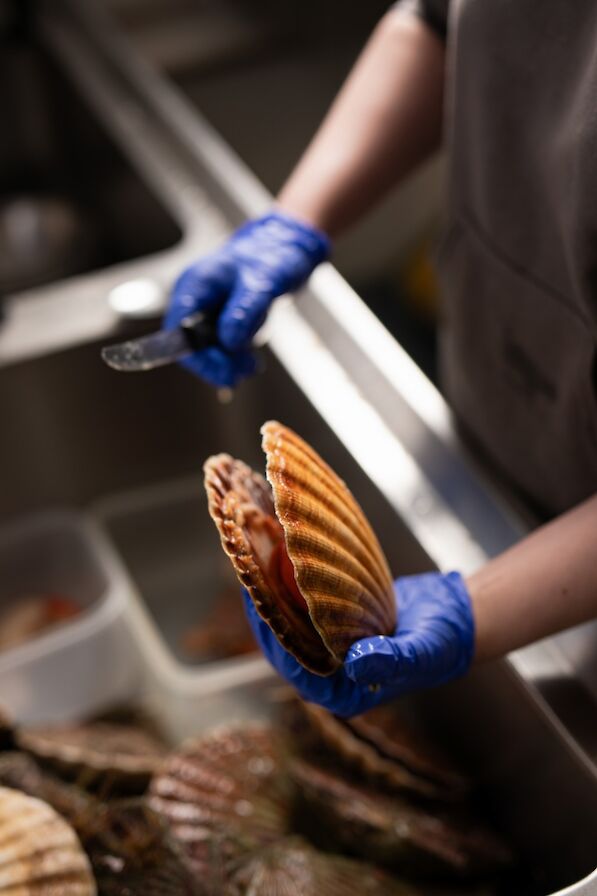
0,423,515,894
0,696,512,896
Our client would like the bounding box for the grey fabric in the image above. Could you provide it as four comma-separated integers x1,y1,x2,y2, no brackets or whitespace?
436,0,597,517
394,0,450,38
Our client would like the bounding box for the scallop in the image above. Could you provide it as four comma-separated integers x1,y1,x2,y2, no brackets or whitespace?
289,759,511,879
347,706,468,795
204,421,396,675
282,699,468,800
81,801,201,896
148,725,293,878
0,785,96,894
16,721,167,794
223,836,418,896
0,752,94,831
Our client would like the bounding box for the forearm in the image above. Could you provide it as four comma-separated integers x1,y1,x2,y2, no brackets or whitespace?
468,493,597,661
276,9,446,238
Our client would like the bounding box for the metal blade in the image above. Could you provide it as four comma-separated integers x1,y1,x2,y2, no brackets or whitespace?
101,328,191,371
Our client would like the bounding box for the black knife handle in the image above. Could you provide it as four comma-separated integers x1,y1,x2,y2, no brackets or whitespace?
180,311,220,351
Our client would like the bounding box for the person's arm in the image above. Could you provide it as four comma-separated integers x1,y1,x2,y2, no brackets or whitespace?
166,6,447,387
470,493,597,661
245,495,597,718
277,8,446,237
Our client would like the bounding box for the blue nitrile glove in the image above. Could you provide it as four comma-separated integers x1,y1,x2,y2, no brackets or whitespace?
165,211,330,387
243,572,474,718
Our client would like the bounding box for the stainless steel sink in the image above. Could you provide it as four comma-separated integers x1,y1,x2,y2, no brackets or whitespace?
1,328,596,893
2,330,597,895
0,335,430,578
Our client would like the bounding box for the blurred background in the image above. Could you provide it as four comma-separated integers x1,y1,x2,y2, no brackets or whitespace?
2,0,444,377
107,0,445,379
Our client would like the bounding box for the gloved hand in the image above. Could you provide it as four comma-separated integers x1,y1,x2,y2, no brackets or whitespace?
165,210,330,387
243,571,475,717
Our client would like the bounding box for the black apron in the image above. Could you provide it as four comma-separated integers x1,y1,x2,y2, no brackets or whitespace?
400,0,597,517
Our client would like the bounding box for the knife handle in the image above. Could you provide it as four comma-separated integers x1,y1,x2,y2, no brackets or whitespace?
180,311,220,351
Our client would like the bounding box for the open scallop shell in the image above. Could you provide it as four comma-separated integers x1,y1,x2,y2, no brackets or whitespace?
0,786,96,894
204,421,395,675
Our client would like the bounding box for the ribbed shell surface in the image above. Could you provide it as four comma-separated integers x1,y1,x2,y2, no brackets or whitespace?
204,452,338,674
286,701,468,800
0,753,95,836
16,723,167,793
223,837,417,896
83,801,201,896
0,786,96,895
262,422,396,665
204,423,396,675
148,725,292,878
290,759,511,878
203,453,282,622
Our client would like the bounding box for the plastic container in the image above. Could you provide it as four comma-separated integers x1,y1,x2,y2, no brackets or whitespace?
93,476,261,667
1,510,596,894
0,510,141,724
92,476,273,737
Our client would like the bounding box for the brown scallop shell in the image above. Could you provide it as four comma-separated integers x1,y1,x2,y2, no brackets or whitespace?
223,836,418,896
0,758,200,894
289,759,511,879
0,785,96,894
347,706,468,794
81,800,201,896
148,724,293,878
204,421,395,675
16,721,167,794
0,752,96,832
283,699,468,800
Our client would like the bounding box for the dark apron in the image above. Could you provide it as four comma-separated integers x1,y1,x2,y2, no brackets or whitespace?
434,0,597,517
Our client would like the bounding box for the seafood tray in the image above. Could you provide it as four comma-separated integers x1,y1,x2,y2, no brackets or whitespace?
141,670,597,896
0,510,141,724
0,510,596,892
86,437,597,894
0,666,595,896
0,453,595,893
0,685,516,896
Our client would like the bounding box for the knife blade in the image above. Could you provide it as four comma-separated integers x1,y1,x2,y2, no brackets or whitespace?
101,311,218,372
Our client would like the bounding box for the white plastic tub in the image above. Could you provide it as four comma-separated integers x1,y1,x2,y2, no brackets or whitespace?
92,476,273,737
0,510,141,723
93,476,261,667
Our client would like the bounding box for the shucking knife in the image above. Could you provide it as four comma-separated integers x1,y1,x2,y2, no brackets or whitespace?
101,312,218,372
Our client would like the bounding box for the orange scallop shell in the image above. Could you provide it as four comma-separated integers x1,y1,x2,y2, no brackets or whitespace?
203,421,396,675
